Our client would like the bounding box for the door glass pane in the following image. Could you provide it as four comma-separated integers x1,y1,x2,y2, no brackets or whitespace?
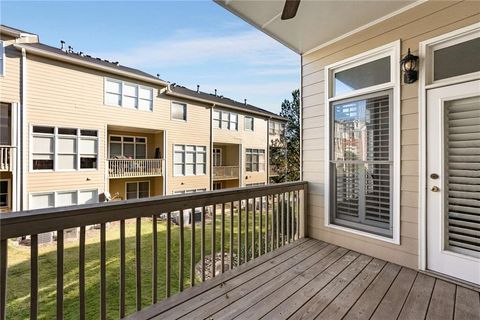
334,57,390,96
444,95,480,257
123,144,134,158
434,37,480,81
136,144,146,159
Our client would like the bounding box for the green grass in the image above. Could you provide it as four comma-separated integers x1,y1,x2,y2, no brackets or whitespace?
5,208,287,319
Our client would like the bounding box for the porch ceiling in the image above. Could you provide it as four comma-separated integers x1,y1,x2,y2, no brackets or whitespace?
215,0,419,54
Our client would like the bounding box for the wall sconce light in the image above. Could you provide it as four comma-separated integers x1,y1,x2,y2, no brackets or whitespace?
400,48,419,84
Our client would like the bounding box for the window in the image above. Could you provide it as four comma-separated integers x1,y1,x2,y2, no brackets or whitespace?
0,103,11,145
213,148,222,166
245,117,254,131
171,102,187,121
31,126,98,171
109,135,146,159
174,144,206,176
0,41,4,76
246,182,265,186
173,188,206,194
126,181,150,200
0,180,9,209
326,41,399,241
104,78,153,111
213,182,222,190
246,148,265,172
213,110,238,130
30,189,98,209
269,121,285,135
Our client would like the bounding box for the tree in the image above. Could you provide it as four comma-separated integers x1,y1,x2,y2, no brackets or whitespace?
270,89,300,183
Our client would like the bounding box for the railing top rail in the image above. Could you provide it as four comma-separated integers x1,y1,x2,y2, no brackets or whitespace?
107,158,164,161
0,181,307,239
213,165,239,168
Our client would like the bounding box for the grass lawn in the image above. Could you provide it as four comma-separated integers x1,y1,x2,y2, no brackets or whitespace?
5,209,282,319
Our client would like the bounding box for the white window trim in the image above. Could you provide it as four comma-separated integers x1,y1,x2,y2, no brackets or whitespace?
103,78,154,111
324,40,401,244
125,181,150,200
245,116,254,131
213,110,239,131
245,148,266,173
0,179,10,209
418,22,480,270
173,144,207,177
108,135,148,159
0,40,5,77
29,188,99,209
30,125,99,173
170,101,188,122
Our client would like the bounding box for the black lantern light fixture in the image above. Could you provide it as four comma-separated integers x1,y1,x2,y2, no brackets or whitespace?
400,48,419,84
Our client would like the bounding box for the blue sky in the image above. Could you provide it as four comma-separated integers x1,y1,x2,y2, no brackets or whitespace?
1,1,300,114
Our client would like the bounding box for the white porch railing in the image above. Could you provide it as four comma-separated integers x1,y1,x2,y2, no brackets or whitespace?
0,146,14,172
108,159,164,178
213,166,239,180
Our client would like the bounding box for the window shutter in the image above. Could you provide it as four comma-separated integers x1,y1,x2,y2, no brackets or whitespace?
446,96,480,255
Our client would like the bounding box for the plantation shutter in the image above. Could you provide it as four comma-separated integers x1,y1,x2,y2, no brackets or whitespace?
445,96,480,256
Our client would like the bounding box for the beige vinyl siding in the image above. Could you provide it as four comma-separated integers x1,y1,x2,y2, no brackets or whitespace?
301,0,480,269
0,44,21,103
24,54,211,204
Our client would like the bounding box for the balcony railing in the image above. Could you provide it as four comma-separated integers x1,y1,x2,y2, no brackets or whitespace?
0,181,307,319
0,146,14,172
213,165,239,180
108,158,164,178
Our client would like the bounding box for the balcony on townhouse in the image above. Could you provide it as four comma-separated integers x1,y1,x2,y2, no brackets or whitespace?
212,143,241,189
0,146,13,172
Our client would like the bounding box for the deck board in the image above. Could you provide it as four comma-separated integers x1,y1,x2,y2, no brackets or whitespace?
128,238,480,320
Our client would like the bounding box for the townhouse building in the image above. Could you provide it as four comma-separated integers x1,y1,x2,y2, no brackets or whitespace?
0,25,286,213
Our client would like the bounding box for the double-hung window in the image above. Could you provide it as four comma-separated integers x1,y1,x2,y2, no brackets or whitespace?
325,41,400,241
245,117,254,131
213,110,238,130
31,126,98,171
104,78,153,111
171,102,187,121
246,148,265,172
174,144,206,176
126,181,150,200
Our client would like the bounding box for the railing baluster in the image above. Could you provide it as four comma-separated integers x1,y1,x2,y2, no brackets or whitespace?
212,205,216,278
237,200,242,266
259,197,263,256
229,201,234,270
265,195,269,254
119,220,126,318
100,223,106,320
244,199,249,263
201,206,206,282
295,190,299,240
275,194,279,249
221,203,225,273
1,239,8,320
281,193,285,246
179,211,184,291
287,192,291,244
30,234,38,320
252,198,256,260
135,218,142,310
190,207,195,287
166,212,171,298
152,215,158,303
79,226,86,320
56,230,64,320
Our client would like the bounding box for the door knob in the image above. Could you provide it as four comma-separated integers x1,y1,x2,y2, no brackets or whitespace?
431,186,440,192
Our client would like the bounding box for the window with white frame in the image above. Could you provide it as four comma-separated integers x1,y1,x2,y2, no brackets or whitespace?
212,148,222,166
29,189,98,209
246,148,265,172
269,121,285,135
245,116,254,131
326,41,399,239
104,78,153,111
0,180,9,209
0,41,4,76
109,135,147,159
174,144,206,176
32,126,98,171
213,110,238,130
171,102,187,121
126,181,150,200
173,188,206,195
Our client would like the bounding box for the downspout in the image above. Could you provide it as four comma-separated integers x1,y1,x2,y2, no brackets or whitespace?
20,48,27,210
266,117,271,184
300,55,303,182
209,104,215,191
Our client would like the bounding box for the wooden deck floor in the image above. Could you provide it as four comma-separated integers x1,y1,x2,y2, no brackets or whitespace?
130,238,480,320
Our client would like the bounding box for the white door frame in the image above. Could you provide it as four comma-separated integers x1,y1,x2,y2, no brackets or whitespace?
418,22,480,271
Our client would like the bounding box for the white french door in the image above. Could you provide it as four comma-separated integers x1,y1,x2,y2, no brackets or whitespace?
426,80,480,285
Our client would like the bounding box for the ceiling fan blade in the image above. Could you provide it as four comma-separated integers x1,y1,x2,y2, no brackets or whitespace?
281,0,301,20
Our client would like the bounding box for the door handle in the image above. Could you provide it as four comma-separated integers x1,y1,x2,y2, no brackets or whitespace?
431,186,440,192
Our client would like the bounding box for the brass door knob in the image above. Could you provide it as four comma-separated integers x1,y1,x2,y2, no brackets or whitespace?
431,186,440,192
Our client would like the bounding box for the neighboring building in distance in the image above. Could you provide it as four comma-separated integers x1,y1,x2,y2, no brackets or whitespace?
0,25,286,213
